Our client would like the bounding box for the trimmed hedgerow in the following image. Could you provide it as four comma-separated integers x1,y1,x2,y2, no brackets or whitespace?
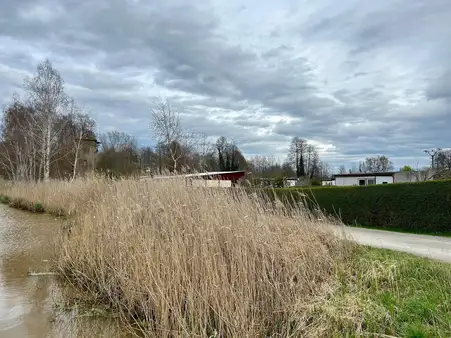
268,180,451,233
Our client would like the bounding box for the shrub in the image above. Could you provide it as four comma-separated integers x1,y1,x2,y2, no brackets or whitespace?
0,195,9,204
270,180,451,233
310,179,322,186
273,176,286,188
33,202,45,213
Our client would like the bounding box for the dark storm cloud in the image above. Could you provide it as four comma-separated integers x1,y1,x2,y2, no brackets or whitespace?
1,0,450,169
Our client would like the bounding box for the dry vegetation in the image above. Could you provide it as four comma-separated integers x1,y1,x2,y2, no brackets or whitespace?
0,177,351,336
0,176,104,215
1,178,449,337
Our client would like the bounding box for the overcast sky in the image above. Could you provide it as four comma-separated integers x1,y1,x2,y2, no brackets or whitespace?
1,0,450,170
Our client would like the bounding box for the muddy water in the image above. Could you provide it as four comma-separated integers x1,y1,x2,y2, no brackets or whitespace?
0,204,130,338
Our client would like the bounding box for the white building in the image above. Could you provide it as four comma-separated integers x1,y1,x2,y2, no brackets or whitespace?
334,172,395,186
321,179,335,186
334,170,436,187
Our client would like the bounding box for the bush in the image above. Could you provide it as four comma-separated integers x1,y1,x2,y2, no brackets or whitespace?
310,179,322,186
270,180,451,233
273,176,286,188
33,202,45,213
0,195,9,204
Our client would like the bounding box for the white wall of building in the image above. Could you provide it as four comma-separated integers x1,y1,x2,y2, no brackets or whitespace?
190,179,232,188
394,172,416,183
376,176,393,184
335,176,358,186
335,175,393,186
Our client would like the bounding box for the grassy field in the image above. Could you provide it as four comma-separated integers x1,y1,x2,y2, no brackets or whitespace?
0,177,450,337
315,246,451,337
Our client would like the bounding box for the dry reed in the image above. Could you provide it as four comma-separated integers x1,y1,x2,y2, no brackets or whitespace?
51,177,348,337
0,175,110,216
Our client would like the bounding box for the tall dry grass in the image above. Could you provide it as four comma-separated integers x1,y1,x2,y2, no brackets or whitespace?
0,175,110,216
50,177,350,337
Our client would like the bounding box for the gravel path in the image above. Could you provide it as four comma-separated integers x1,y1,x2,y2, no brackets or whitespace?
341,227,451,263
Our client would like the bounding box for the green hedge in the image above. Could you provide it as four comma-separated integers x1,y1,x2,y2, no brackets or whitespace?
269,180,451,233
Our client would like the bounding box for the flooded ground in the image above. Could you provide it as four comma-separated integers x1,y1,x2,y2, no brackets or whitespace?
0,204,130,338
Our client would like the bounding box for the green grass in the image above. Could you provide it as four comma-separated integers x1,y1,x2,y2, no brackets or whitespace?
313,246,451,337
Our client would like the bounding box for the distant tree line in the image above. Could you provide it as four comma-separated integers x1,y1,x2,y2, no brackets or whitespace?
0,59,339,183
337,155,395,175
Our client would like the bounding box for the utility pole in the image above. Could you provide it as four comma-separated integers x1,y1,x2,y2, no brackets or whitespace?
423,148,442,169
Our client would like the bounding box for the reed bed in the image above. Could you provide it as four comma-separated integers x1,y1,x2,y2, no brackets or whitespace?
0,176,352,336
0,175,109,216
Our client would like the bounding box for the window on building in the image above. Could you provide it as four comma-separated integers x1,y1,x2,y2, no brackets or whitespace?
359,179,366,186
367,179,376,185
382,181,388,184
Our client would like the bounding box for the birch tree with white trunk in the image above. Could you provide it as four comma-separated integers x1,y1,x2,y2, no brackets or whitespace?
24,59,69,181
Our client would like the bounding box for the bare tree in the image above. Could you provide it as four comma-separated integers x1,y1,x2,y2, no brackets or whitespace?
97,131,139,177
0,96,39,181
434,149,451,171
413,166,435,181
150,98,198,173
359,155,394,173
318,161,332,179
1,61,98,181
62,102,96,179
338,165,347,174
24,59,70,181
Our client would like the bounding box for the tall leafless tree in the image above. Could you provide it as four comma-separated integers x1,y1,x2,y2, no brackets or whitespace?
61,101,96,179
0,96,38,181
150,97,198,173
96,131,139,177
338,165,347,174
24,59,70,181
359,155,394,173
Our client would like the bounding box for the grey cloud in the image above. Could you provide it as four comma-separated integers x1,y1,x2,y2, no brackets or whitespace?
1,0,451,170
1,0,325,121
261,45,293,59
303,0,451,55
427,71,451,100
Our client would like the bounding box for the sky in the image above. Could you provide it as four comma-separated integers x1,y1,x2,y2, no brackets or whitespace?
1,0,450,171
